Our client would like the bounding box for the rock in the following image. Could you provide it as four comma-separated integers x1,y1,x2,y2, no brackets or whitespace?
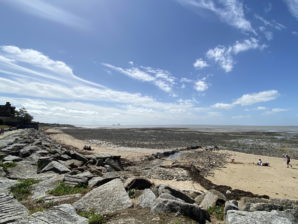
0,177,18,193
158,184,194,204
41,161,70,174
19,145,41,157
249,203,283,212
66,151,88,163
31,175,65,200
3,155,22,162
137,189,156,208
195,194,205,205
74,178,132,214
42,194,82,204
0,192,29,223
199,189,226,209
37,157,52,172
105,158,123,171
0,167,6,177
224,200,238,215
59,154,72,161
28,204,88,224
1,143,27,155
151,198,210,223
64,159,84,169
225,210,295,224
64,175,89,187
7,161,55,180
124,177,153,190
88,176,116,188
158,193,184,202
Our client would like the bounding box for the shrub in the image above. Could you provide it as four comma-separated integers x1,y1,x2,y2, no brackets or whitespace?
10,179,40,201
78,210,105,224
207,205,224,220
0,161,17,171
49,182,89,196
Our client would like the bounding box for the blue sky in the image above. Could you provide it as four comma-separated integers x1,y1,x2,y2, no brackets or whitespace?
0,0,297,126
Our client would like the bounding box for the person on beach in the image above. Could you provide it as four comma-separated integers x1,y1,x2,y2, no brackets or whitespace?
257,159,269,166
285,154,292,168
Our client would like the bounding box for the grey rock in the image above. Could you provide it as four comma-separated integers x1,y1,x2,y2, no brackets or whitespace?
151,198,210,223
28,204,88,224
7,161,55,180
64,174,89,187
37,157,52,172
225,210,294,224
66,151,88,163
137,189,156,208
158,184,194,204
64,159,84,168
249,203,283,212
74,178,132,214
1,143,27,154
199,189,226,209
124,177,153,190
195,194,205,205
0,192,29,223
88,176,115,188
42,194,81,204
159,193,184,202
20,145,40,157
3,155,22,162
31,175,65,200
0,167,6,177
224,200,238,215
41,161,70,174
105,158,123,171
0,177,18,193
105,218,143,224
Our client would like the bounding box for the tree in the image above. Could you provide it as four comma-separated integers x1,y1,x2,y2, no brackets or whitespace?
15,107,33,124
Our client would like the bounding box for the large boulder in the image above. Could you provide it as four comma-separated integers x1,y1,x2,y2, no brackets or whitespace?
0,177,18,193
158,184,194,204
41,161,70,174
151,198,210,223
73,178,132,214
88,176,116,188
137,189,156,208
199,189,226,209
0,192,29,223
28,204,88,224
3,155,22,162
225,210,296,224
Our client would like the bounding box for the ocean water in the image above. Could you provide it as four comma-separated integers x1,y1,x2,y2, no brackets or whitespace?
78,125,298,133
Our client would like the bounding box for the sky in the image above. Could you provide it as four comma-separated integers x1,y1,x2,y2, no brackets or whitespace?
0,0,297,126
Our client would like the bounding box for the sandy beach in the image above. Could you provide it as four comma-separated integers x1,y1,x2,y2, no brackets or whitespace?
46,127,298,200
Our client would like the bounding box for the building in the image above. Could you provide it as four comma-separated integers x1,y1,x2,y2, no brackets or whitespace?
0,102,16,117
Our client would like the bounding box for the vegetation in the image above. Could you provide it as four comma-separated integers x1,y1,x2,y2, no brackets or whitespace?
49,182,89,196
0,161,17,171
15,107,33,124
10,178,40,201
207,205,224,221
78,210,105,224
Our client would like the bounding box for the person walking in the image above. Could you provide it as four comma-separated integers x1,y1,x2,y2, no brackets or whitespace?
285,154,292,168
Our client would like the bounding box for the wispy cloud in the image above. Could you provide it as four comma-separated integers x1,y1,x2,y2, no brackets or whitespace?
284,0,298,20
264,108,288,115
194,80,208,92
177,0,255,33
193,58,209,69
206,38,265,72
4,0,88,30
102,63,175,93
212,90,279,109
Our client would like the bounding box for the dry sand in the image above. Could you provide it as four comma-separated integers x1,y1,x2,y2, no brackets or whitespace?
207,150,298,200
46,128,298,200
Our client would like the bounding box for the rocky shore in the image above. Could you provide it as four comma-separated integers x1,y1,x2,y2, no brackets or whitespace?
0,129,297,223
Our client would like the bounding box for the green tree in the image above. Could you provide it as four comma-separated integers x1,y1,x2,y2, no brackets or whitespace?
15,107,33,124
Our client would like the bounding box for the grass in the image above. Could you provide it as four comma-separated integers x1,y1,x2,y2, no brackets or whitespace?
78,210,105,224
0,161,17,171
49,182,89,196
10,178,40,201
207,205,224,221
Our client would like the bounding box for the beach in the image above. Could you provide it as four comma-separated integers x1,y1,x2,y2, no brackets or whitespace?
46,127,298,200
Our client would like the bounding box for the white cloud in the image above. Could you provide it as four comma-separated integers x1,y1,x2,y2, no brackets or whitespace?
256,106,267,110
193,58,208,69
206,38,265,72
4,0,88,30
212,90,279,109
264,108,288,115
284,0,298,20
102,63,175,93
254,15,286,32
177,0,255,33
194,80,208,92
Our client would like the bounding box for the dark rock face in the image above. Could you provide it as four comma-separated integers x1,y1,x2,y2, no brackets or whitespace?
124,177,153,190
158,184,195,204
73,178,132,214
40,161,71,174
224,200,239,215
151,198,210,224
